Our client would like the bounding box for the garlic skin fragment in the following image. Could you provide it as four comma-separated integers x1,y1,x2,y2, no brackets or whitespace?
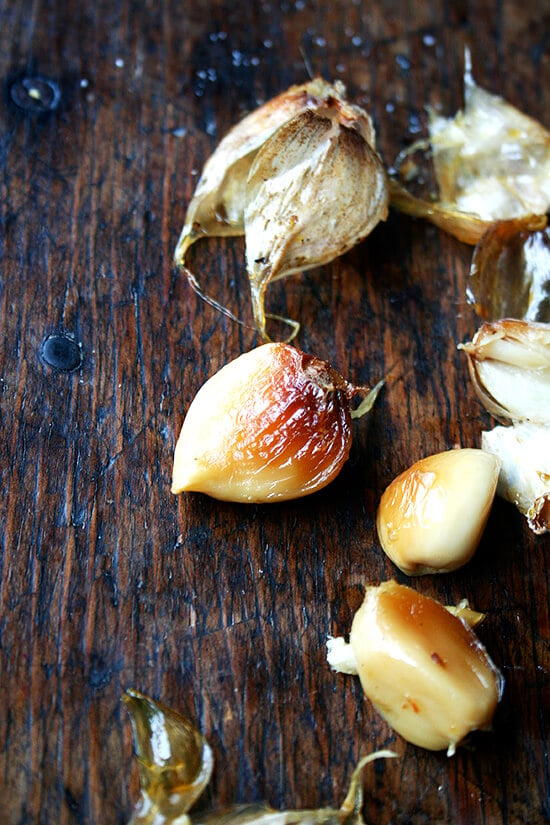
244,99,388,341
376,449,500,575
482,422,550,534
460,319,550,426
327,581,503,755
172,343,373,503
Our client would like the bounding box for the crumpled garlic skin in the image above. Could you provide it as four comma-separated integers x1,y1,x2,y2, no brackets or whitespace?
172,343,378,503
376,448,501,575
482,422,550,534
174,77,345,266
245,102,388,341
327,581,504,755
390,50,550,243
459,319,550,426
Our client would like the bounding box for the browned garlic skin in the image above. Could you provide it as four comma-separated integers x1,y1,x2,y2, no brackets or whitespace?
376,449,500,575
172,343,360,503
329,581,503,754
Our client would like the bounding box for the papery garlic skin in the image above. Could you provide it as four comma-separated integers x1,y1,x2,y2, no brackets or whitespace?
460,319,550,426
327,581,503,754
376,449,500,575
244,101,388,340
172,343,364,503
482,422,550,534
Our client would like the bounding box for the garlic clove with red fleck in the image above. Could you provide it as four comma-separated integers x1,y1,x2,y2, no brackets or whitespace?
327,580,504,755
172,343,380,503
376,448,501,575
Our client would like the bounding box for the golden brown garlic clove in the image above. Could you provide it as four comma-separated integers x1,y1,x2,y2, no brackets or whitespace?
245,101,388,341
459,319,550,426
376,448,500,575
172,343,380,503
327,581,504,755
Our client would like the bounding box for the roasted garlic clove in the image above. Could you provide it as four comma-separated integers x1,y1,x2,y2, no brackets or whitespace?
376,449,500,575
123,689,214,825
172,343,380,503
482,421,550,534
244,101,388,340
174,77,345,266
459,319,550,426
327,581,504,755
390,49,550,243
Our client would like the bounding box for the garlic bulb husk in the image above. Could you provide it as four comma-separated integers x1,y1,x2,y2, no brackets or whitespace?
482,421,550,534
172,343,379,503
459,319,550,426
174,77,347,266
244,102,388,341
390,49,550,243
327,581,504,755
376,448,500,575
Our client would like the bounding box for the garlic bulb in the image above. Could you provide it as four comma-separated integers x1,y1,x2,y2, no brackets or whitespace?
172,343,381,503
482,422,550,535
376,449,500,575
244,100,388,340
459,319,550,425
327,581,504,755
390,49,550,243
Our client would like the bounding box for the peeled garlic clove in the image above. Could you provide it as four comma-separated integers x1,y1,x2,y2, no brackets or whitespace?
327,580,504,755
482,421,550,534
467,216,550,322
376,448,500,575
172,343,378,503
244,101,388,341
460,319,550,426
174,77,345,266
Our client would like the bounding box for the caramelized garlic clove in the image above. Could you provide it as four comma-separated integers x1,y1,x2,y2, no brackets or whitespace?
459,318,550,426
244,102,388,341
172,343,378,503
327,581,503,755
376,448,500,575
482,421,550,534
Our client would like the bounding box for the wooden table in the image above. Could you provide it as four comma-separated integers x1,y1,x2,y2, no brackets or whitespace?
1,1,549,823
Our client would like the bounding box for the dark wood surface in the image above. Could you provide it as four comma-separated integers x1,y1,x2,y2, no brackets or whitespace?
1,1,549,823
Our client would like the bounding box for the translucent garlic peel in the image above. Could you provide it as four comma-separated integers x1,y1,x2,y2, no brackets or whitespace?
482,421,550,534
390,50,550,242
328,581,503,754
376,449,500,575
171,343,378,503
245,106,388,341
460,319,550,426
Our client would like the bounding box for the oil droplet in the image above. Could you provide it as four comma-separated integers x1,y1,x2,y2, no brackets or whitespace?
41,333,82,372
10,76,61,113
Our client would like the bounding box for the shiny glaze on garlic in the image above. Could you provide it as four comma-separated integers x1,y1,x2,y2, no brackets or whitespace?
172,343,368,503
376,448,500,575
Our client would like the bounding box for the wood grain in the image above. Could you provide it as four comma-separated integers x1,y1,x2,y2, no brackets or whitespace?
1,1,549,823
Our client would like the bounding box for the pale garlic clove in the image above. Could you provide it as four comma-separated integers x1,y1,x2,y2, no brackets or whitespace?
244,102,388,341
327,580,504,755
482,421,550,534
174,77,347,266
376,448,500,575
459,318,550,426
172,343,379,503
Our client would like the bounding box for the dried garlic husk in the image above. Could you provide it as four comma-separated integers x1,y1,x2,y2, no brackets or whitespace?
327,581,504,755
390,50,550,243
459,319,550,425
482,422,550,534
174,78,344,265
124,689,396,825
245,103,388,341
123,689,214,825
376,448,501,575
467,216,550,322
172,343,382,503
